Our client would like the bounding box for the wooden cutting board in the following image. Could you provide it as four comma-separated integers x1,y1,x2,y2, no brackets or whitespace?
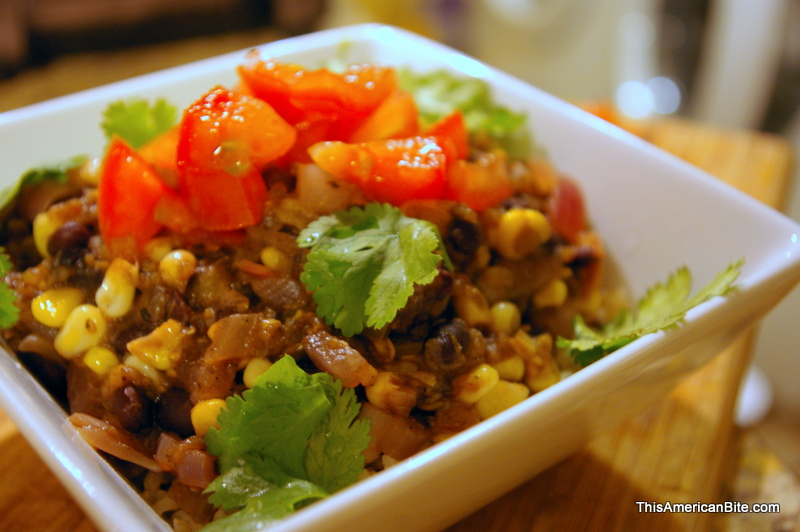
0,116,795,531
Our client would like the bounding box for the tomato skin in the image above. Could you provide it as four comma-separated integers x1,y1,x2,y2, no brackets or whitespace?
425,110,469,160
309,136,449,206
291,63,397,119
138,126,180,187
445,155,514,211
178,87,296,172
549,176,588,243
238,54,400,165
177,87,293,231
237,53,305,123
98,137,172,255
349,90,420,143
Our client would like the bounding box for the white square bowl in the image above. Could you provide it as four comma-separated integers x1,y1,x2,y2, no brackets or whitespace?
2,23,800,532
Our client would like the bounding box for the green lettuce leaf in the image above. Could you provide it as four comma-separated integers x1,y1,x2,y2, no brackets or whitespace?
398,68,534,159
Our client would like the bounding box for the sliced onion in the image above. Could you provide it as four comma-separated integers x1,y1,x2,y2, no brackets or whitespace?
175,449,216,489
295,163,364,215
68,412,160,472
302,330,378,388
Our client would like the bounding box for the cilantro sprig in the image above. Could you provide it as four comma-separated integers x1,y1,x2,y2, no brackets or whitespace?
203,355,371,530
298,203,452,337
0,249,19,328
101,98,177,149
559,260,743,366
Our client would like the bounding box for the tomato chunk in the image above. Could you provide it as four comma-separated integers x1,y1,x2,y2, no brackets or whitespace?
309,136,449,206
98,137,172,255
445,153,514,211
425,110,469,160
177,87,294,231
237,53,305,123
349,90,420,143
549,176,588,243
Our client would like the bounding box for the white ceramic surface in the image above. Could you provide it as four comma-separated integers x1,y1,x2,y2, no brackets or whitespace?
2,24,800,532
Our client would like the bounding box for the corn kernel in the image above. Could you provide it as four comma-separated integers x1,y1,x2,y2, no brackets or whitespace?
82,346,119,376
123,354,167,389
475,380,530,420
525,355,561,392
32,212,60,258
453,363,500,404
365,371,418,417
533,279,568,308
243,358,273,388
490,208,551,259
31,287,85,328
490,301,521,336
96,258,138,318
53,304,107,358
452,276,492,328
144,237,174,262
512,330,562,393
77,157,102,186
159,249,197,291
260,246,291,275
491,356,526,382
191,398,226,437
127,319,192,371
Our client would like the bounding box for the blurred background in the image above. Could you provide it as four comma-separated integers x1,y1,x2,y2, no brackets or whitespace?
1,0,799,485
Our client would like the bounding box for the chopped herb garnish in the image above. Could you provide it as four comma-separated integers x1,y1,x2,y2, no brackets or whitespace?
0,248,18,328
559,259,743,366
203,355,371,529
298,203,452,337
101,98,177,149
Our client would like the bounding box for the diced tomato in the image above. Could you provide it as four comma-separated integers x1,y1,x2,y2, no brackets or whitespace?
548,176,588,243
238,53,397,123
138,126,180,187
177,87,294,231
178,86,296,172
98,137,173,256
425,110,469,160
445,154,514,211
153,189,197,234
349,90,420,143
290,63,397,120
309,136,450,206
237,52,305,123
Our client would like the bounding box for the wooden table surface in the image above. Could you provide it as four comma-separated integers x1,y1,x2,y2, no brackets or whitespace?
1,30,799,532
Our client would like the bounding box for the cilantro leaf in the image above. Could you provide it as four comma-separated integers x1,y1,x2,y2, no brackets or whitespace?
304,375,371,493
205,356,332,477
203,355,371,529
0,156,87,217
101,98,177,149
0,248,19,328
398,68,534,159
298,203,451,337
559,260,743,366
204,454,328,532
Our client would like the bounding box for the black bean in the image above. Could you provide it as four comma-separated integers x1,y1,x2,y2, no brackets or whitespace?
109,384,152,433
423,319,472,372
156,388,195,438
47,221,90,257
447,217,481,255
48,220,91,266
